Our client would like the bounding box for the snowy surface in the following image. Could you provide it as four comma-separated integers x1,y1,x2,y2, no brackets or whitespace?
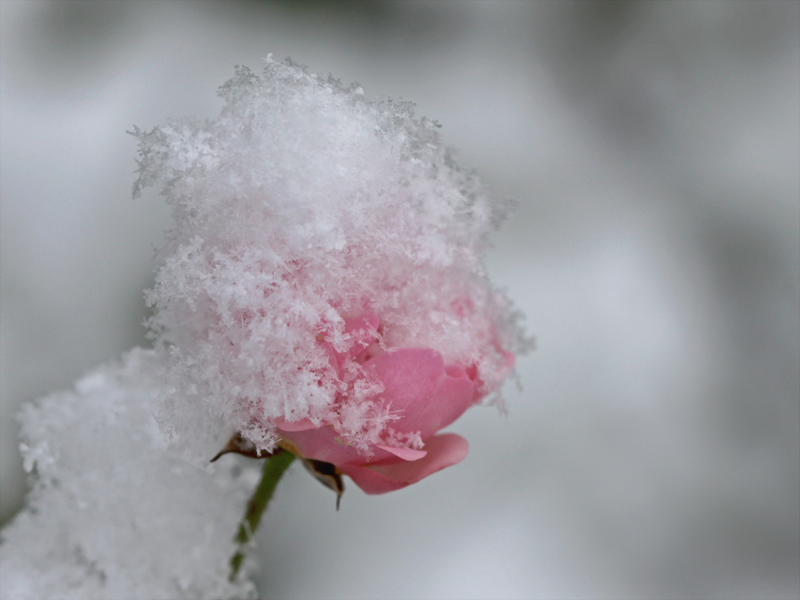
0,349,257,600
1,2,798,599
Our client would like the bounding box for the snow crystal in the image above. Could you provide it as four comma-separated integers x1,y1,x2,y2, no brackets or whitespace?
134,57,526,457
0,350,258,600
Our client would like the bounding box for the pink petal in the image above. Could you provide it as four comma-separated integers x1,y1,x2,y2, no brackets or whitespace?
364,349,476,439
376,445,427,461
342,312,380,359
340,433,469,495
272,416,318,432
319,312,380,377
445,364,470,379
278,423,368,465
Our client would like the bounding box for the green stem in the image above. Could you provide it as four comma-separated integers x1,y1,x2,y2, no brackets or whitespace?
229,451,296,582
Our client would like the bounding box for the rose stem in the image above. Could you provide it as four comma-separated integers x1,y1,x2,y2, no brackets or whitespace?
229,451,296,581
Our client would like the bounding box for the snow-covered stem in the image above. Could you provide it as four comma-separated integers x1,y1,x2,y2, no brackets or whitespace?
230,451,296,582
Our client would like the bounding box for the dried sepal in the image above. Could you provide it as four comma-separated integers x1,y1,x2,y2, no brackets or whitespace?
300,458,345,510
210,432,282,462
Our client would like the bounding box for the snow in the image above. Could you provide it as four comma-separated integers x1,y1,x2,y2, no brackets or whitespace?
0,349,257,600
134,58,525,458
0,57,525,598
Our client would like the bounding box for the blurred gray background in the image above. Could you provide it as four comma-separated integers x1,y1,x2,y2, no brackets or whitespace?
1,1,798,598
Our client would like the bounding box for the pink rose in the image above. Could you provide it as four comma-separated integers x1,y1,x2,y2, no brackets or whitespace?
274,313,513,494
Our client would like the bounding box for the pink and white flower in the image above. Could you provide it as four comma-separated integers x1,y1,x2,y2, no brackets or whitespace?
133,58,528,483
275,312,514,493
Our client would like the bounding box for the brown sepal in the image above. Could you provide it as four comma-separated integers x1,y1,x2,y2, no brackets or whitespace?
212,433,345,509
301,458,345,510
210,432,284,462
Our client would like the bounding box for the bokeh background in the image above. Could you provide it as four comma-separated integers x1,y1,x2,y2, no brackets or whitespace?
1,1,798,598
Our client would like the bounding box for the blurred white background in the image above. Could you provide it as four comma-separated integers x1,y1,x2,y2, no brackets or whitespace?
1,1,798,598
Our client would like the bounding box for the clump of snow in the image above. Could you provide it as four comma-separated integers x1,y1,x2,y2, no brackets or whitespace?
134,57,526,458
0,349,258,600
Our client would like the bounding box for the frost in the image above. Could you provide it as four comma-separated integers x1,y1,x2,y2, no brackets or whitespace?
134,57,527,457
